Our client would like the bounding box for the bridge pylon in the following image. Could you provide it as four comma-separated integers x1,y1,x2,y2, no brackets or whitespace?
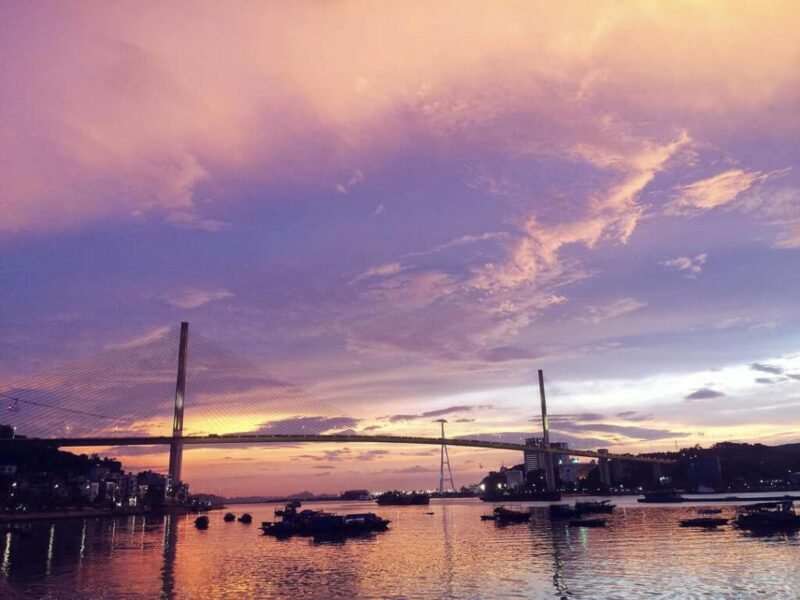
167,322,189,491
538,369,557,493
437,419,456,494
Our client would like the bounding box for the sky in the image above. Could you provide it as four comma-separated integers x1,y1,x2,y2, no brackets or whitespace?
1,1,800,496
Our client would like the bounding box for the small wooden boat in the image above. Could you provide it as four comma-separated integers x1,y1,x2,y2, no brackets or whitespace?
223,512,236,522
680,517,728,527
238,513,253,524
574,500,615,514
493,506,531,523
569,518,606,528
549,504,579,519
194,516,209,529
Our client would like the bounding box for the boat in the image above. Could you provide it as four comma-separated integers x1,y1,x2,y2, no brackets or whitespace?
375,491,430,506
194,516,209,529
238,513,253,524
479,489,561,502
223,512,236,522
680,517,728,528
734,499,800,531
637,490,685,503
569,518,606,528
1,522,32,536
574,500,615,514
261,501,390,538
480,514,496,521
549,504,580,519
275,500,301,517
493,506,531,523
698,509,722,515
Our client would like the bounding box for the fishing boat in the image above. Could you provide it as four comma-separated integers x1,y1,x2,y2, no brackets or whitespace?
375,491,430,506
549,504,580,519
574,499,615,514
734,499,800,531
223,512,236,522
569,518,606,528
637,490,685,503
261,501,390,538
492,506,531,523
194,516,209,529
680,517,728,528
238,513,253,524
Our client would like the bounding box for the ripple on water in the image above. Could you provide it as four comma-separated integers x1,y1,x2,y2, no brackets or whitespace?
1,501,799,599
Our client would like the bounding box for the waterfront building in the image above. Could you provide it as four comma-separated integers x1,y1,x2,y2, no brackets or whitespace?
559,459,596,484
524,438,570,473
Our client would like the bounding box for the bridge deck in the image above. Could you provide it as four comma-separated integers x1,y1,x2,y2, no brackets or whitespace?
2,434,674,464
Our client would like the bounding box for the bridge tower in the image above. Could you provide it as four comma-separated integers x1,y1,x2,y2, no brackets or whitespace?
437,419,456,494
538,369,557,493
167,322,189,491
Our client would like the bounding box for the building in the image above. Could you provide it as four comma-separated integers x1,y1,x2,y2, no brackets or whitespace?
559,459,596,484
504,468,524,489
524,438,570,473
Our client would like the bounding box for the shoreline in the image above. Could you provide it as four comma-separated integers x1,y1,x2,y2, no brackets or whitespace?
0,505,199,524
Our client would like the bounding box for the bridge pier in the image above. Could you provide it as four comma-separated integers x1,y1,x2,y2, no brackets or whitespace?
167,322,189,491
597,449,612,487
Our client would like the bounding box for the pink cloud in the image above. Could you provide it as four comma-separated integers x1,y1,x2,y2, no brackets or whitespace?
2,3,799,231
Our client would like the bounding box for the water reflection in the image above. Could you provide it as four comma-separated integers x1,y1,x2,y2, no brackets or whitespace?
1,501,799,599
161,515,178,600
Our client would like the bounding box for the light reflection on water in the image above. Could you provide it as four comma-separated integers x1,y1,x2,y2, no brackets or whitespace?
1,498,799,599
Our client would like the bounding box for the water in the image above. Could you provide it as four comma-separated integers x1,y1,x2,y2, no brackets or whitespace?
2,497,800,599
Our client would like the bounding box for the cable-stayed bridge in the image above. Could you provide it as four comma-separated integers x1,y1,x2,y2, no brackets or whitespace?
1,323,672,491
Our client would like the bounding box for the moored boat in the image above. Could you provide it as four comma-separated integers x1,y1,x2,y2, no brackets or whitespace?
569,518,606,528
574,499,615,514
493,506,531,523
637,490,685,503
223,512,236,522
261,501,390,538
194,516,209,529
734,499,800,531
680,517,728,527
549,504,580,519
375,491,430,506
238,513,252,524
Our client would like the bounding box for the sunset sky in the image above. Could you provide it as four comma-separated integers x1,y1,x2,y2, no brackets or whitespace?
2,1,799,496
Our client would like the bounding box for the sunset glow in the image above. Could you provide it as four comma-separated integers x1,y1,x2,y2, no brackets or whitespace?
2,1,799,496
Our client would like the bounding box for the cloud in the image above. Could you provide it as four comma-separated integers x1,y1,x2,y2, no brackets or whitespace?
105,325,172,349
164,288,233,309
551,422,691,442
387,404,489,423
3,3,798,233
615,411,653,422
685,388,725,400
662,253,707,278
252,416,360,435
583,298,647,324
481,346,541,363
750,363,784,375
669,169,766,212
754,377,781,385
335,169,364,194
355,263,403,282
293,448,387,462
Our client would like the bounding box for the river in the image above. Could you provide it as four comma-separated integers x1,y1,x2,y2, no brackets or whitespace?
2,496,799,599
